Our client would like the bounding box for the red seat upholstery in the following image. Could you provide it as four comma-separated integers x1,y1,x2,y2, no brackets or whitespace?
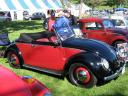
50,36,57,42
36,38,49,42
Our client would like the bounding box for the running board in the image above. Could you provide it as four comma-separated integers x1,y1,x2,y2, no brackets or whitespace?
23,64,62,77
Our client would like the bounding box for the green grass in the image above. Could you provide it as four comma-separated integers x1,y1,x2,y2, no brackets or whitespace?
0,20,128,96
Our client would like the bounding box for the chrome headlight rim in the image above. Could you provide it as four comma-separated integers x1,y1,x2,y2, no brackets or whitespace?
100,58,110,70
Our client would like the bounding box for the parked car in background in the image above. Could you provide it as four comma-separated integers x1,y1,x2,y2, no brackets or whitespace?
24,12,46,20
4,23,127,88
111,15,128,29
0,11,12,22
0,65,52,96
78,17,128,47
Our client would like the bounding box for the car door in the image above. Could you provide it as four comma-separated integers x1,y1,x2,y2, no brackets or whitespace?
82,22,108,43
17,42,65,71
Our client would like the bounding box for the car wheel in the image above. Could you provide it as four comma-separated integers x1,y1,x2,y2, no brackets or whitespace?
68,63,97,88
7,50,22,68
113,40,125,47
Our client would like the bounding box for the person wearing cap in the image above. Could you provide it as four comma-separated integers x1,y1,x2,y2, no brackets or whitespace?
64,10,77,26
53,11,70,29
47,11,56,32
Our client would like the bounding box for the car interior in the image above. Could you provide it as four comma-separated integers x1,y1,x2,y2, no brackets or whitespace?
16,31,57,45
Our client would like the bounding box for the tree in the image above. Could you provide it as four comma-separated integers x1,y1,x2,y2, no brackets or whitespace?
105,0,127,7
71,0,104,8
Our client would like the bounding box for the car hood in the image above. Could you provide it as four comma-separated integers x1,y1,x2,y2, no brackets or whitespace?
107,28,128,35
62,38,117,61
0,65,32,96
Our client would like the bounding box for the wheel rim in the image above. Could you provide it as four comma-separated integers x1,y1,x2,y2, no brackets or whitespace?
8,52,19,66
75,67,91,84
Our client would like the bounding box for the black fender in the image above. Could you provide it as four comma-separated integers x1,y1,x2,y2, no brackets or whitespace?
4,44,24,66
63,52,109,80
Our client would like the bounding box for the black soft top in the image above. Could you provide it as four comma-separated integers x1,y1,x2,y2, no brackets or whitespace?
16,31,55,43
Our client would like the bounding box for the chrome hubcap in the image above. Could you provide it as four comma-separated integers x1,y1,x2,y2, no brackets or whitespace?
9,54,18,65
75,67,90,83
77,70,87,82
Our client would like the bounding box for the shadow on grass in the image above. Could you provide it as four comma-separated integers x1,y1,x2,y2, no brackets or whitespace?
97,93,126,96
0,20,42,33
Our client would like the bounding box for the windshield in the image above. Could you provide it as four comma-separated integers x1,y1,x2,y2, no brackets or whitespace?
55,26,75,41
103,19,115,28
53,16,83,41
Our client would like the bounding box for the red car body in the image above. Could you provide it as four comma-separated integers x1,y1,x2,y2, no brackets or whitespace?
0,65,51,96
79,17,128,46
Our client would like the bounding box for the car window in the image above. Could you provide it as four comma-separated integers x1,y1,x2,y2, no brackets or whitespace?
55,27,75,41
103,20,115,28
85,22,102,30
0,12,5,16
114,19,125,26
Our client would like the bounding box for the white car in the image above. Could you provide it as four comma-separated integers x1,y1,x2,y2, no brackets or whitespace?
110,15,128,29
0,11,12,22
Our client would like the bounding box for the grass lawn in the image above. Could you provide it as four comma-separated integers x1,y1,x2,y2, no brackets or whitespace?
0,20,128,96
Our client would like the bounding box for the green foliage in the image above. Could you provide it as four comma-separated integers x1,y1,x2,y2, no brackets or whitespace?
70,0,128,8
105,0,127,7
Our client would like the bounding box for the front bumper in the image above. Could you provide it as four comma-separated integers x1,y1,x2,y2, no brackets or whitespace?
104,64,126,81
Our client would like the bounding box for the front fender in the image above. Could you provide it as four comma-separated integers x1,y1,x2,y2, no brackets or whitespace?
64,52,109,80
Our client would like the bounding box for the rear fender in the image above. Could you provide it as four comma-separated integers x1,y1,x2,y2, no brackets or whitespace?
4,44,24,66
110,35,128,45
4,44,19,57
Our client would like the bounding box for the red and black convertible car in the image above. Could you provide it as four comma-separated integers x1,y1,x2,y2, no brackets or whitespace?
4,25,127,88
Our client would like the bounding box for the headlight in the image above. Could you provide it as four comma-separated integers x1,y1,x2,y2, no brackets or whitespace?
100,58,109,70
44,92,52,96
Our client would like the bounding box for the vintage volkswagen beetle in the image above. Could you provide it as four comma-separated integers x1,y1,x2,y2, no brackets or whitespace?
4,24,127,88
78,17,128,47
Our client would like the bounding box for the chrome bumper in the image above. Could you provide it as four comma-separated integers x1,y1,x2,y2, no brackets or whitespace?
104,64,126,81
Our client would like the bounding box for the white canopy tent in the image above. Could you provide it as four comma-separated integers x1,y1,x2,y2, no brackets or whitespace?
69,3,92,17
0,0,63,20
0,0,62,11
